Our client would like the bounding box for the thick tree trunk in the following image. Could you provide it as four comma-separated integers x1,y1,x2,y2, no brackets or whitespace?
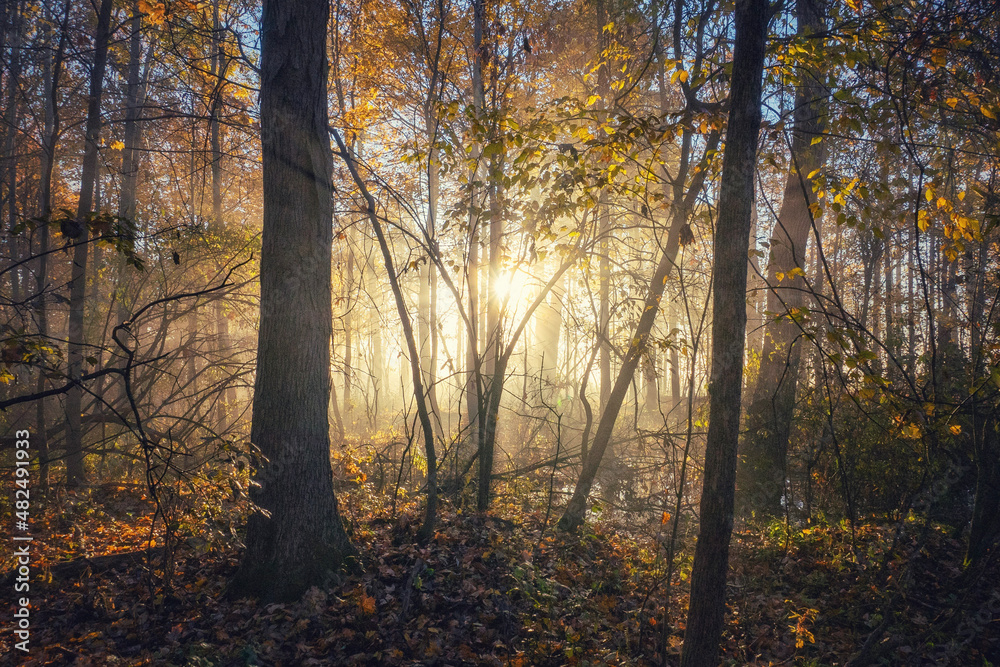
679,0,770,664
229,0,356,602
65,0,113,487
737,0,826,518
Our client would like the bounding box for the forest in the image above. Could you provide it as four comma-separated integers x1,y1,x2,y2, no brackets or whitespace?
0,0,998,664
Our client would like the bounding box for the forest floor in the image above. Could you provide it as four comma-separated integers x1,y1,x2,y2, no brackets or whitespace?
1,482,998,666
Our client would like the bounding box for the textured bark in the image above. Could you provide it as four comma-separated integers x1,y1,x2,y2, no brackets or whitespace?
229,0,356,602
737,0,826,518
680,0,770,663
65,0,113,487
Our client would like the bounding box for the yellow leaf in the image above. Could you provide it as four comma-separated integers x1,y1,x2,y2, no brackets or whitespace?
949,424,962,435
982,106,997,119
917,211,930,232
586,94,601,107
678,69,688,83
958,190,966,201
789,267,806,277
110,140,125,151
360,593,376,615
776,271,785,282
946,97,958,108
810,136,823,145
807,168,821,179
661,511,671,525
925,188,934,202
936,197,948,209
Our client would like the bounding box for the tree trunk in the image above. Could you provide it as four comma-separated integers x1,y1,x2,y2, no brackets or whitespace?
34,1,70,489
597,0,612,413
333,129,439,541
679,0,770,664
118,1,151,226
465,0,485,470
2,0,20,234
229,0,356,602
343,227,354,419
556,123,719,531
209,0,236,425
66,0,111,486
736,0,826,518
478,148,504,511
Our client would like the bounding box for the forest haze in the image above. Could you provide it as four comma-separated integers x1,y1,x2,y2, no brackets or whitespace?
1,0,998,664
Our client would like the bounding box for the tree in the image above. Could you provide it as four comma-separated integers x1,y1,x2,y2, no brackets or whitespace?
737,0,827,517
65,0,113,487
229,0,356,602
680,0,771,663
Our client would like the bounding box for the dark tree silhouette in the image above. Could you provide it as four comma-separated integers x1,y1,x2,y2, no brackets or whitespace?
680,0,772,663
229,0,356,602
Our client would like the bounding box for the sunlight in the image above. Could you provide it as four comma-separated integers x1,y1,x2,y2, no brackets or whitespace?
494,269,532,310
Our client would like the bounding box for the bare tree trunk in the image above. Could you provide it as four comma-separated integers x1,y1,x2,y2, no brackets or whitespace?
680,0,770,663
35,1,71,489
65,0,112,486
597,0,612,413
736,0,825,517
333,129,439,542
556,126,720,531
2,0,20,234
478,147,504,511
209,0,236,425
464,0,485,468
230,0,356,602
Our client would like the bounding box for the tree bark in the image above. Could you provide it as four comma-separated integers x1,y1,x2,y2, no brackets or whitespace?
737,0,826,518
229,0,356,602
680,0,770,663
